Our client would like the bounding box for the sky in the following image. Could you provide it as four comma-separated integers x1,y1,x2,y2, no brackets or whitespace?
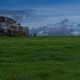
1,0,80,28
0,0,80,8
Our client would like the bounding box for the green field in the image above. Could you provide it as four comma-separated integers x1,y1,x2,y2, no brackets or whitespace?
0,36,80,80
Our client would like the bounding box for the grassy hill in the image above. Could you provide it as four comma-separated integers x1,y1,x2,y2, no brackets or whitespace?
0,36,80,80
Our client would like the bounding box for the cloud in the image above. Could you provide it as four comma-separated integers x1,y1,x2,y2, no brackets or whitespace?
1,3,80,28
22,5,80,28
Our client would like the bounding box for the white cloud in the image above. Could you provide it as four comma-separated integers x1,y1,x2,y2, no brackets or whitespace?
22,4,80,28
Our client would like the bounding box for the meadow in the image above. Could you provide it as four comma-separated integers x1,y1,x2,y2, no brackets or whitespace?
0,36,80,80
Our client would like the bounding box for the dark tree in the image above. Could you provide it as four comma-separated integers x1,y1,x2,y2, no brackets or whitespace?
0,16,5,22
7,29,11,36
33,33,37,37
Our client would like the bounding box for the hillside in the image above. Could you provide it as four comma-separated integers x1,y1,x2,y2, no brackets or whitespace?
0,36,80,80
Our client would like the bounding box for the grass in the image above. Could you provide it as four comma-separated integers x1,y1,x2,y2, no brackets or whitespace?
0,36,80,80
